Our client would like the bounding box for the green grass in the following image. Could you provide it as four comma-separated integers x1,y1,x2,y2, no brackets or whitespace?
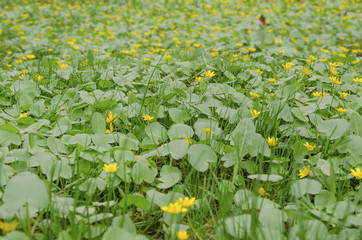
0,0,361,239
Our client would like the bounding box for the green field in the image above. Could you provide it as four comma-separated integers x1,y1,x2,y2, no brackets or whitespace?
0,0,361,239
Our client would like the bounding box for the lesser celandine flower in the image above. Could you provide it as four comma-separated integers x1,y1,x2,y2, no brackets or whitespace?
177,230,189,240
202,128,214,134
312,92,327,98
255,69,263,75
204,70,216,78
161,202,187,215
105,111,118,123
105,122,114,134
258,187,269,197
338,92,349,98
304,141,316,151
103,163,119,173
330,67,339,75
282,62,294,70
301,67,313,75
195,76,204,82
163,54,172,60
183,138,192,144
20,112,28,118
36,75,43,81
0,220,19,232
59,64,68,70
27,54,35,59
176,197,197,208
329,76,343,85
142,114,154,121
351,168,362,179
266,137,278,146
298,166,310,178
250,109,260,117
335,107,347,113
353,78,362,83
352,59,360,64
249,92,260,98
269,78,277,83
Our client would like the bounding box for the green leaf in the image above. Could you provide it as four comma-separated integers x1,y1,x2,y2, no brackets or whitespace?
91,112,106,134
350,112,362,136
291,179,322,198
247,174,283,182
0,130,21,146
145,122,168,143
224,214,252,239
317,119,350,140
157,165,182,189
168,108,191,123
168,124,194,140
188,144,217,172
119,194,150,210
131,159,157,184
3,172,49,211
315,190,336,210
157,140,189,159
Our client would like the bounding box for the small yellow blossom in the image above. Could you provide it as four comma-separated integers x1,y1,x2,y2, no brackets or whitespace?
105,111,118,123
258,187,269,197
243,55,249,62
143,58,150,62
103,163,119,173
282,62,294,70
269,78,277,83
163,54,172,60
176,197,197,208
250,109,260,117
161,202,187,215
36,75,43,81
202,128,214,134
274,39,283,44
266,137,278,146
106,123,114,134
329,62,337,68
335,107,347,113
20,112,28,118
329,76,343,85
7,64,12,67
338,92,349,98
0,221,19,232
59,64,68,70
304,142,316,151
177,230,189,240
249,92,260,98
320,58,327,63
196,76,204,82
353,78,362,83
142,114,154,121
351,168,362,179
298,166,310,178
312,92,327,98
183,138,192,144
27,54,36,59
255,69,263,75
352,59,360,64
309,55,317,61
330,67,339,76
278,50,285,54
301,67,313,75
204,70,216,78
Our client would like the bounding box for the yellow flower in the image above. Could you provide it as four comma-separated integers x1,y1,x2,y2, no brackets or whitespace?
353,78,362,83
0,221,19,232
282,62,294,70
328,62,337,68
20,112,28,118
202,128,214,134
183,138,192,144
161,202,187,215
330,67,339,76
243,55,249,62
105,122,114,134
266,137,278,146
36,75,43,81
105,111,118,123
103,163,119,173
250,109,260,117
352,59,360,64
298,166,310,178
338,92,349,98
351,168,362,179
7,64,12,67
176,197,197,208
329,76,343,85
204,70,216,78
309,55,317,61
59,64,68,70
303,142,316,151
27,54,36,59
143,58,150,62
142,114,154,121
269,78,277,83
195,76,204,82
278,50,285,54
274,39,282,44
177,230,189,240
320,58,327,63
335,107,347,113
301,67,313,75
105,52,112,56
255,69,263,75
249,92,260,98
163,55,172,60
312,92,327,98
258,187,269,197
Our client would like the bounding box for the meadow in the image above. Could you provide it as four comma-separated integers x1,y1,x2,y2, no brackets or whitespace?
0,0,361,239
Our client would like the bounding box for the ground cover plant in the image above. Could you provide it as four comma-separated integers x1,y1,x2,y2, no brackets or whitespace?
0,0,361,239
